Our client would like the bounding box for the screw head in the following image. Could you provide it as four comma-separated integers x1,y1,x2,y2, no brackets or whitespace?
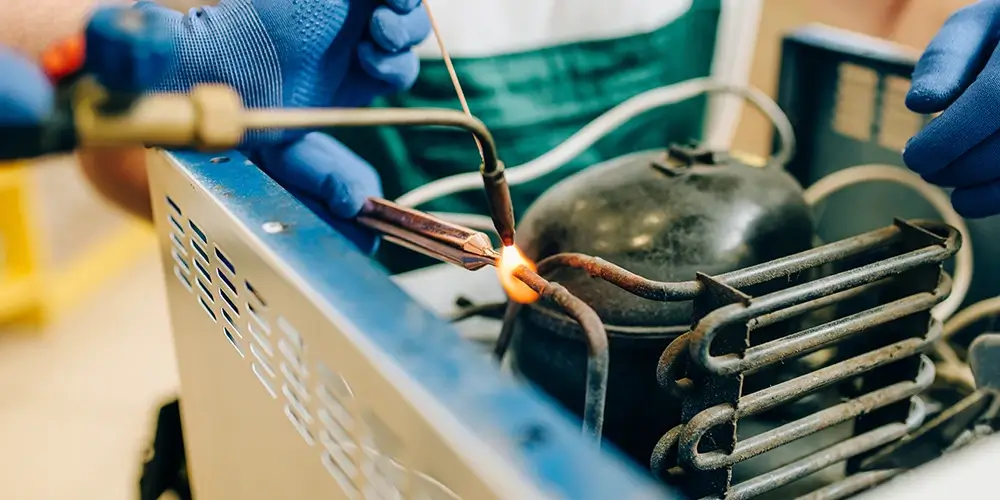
261,222,286,234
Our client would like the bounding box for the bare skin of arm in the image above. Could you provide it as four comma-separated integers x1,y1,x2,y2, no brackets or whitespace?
77,148,153,221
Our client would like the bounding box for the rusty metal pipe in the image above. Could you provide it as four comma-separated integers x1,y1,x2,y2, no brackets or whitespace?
708,275,951,376
736,325,937,422
796,469,903,500
654,289,944,397
534,222,957,306
718,225,905,288
489,220,956,493
514,267,609,444
688,248,956,375
655,332,694,397
749,281,883,330
492,301,523,361
727,423,909,500
525,220,957,495
535,253,701,300
653,342,937,475
678,356,934,471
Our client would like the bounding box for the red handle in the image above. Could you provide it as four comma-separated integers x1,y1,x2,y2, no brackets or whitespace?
40,34,86,83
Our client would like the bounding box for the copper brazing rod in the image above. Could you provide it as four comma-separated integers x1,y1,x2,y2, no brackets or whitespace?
357,197,499,270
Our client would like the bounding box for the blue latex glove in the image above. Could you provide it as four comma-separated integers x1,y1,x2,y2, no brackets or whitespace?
88,0,430,252
904,0,1000,218
0,47,54,125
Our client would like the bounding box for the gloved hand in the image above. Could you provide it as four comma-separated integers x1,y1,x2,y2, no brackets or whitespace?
904,0,1000,218
87,0,430,252
0,46,54,125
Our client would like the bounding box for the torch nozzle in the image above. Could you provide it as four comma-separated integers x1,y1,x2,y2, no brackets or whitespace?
481,163,516,247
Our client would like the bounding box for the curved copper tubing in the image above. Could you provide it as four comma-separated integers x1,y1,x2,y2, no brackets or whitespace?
510,266,609,444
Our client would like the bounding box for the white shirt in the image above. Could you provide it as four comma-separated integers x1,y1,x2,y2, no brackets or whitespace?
415,0,694,58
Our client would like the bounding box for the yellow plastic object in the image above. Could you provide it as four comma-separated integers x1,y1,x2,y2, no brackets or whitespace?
0,160,156,326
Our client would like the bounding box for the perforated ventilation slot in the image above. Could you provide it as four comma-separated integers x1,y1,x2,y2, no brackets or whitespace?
412,474,461,500
242,298,277,399
169,214,185,235
276,317,316,449
163,195,249,365
198,295,216,322
162,193,465,499
164,195,281,400
220,287,239,317
216,247,236,275
189,220,207,245
285,402,316,446
253,363,277,398
246,279,267,307
166,196,183,216
192,246,212,281
247,305,274,353
317,364,361,492
197,276,215,304
172,248,191,275
218,269,238,297
361,412,406,500
166,197,192,293
224,327,244,358
222,308,240,336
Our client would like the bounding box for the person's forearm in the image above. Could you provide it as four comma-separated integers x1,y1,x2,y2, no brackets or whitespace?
77,148,153,221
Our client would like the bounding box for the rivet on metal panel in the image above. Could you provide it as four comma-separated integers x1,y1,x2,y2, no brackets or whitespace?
262,221,286,234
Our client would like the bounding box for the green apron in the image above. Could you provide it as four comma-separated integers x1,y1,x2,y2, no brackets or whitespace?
334,0,722,273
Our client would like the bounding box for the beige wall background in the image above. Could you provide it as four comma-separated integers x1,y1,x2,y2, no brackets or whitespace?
2,0,206,58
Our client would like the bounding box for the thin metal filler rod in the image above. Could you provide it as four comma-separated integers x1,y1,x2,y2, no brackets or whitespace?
423,0,485,161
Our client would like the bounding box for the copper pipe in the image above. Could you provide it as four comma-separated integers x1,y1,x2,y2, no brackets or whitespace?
512,266,609,444
534,222,959,303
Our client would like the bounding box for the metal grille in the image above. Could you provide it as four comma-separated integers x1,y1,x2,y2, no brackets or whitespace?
147,149,672,500
649,220,957,499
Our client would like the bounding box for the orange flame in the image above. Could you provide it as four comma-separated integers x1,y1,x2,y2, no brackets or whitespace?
497,245,540,304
